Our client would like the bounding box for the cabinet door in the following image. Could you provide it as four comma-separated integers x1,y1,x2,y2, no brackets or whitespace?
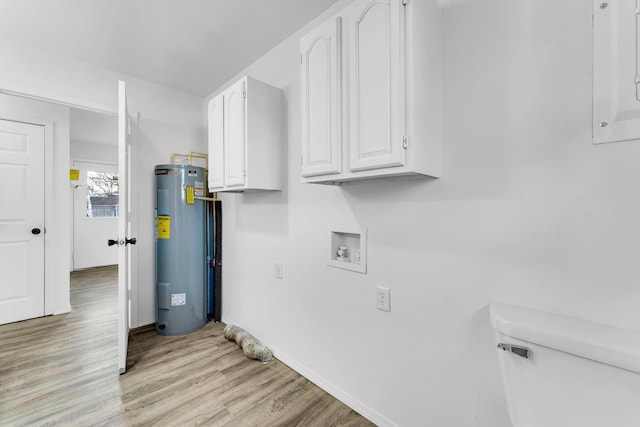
347,0,405,172
224,79,246,188
300,17,342,177
208,96,225,190
593,0,640,144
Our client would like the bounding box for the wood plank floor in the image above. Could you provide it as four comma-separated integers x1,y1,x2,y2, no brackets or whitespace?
0,266,374,426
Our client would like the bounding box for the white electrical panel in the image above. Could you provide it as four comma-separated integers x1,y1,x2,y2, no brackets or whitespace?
593,0,640,144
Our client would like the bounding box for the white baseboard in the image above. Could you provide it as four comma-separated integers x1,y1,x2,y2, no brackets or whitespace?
53,305,71,315
222,315,396,427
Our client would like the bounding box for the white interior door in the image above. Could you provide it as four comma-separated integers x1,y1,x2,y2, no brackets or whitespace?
0,119,45,325
73,161,119,269
117,81,132,374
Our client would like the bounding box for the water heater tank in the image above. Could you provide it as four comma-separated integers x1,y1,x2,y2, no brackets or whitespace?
155,164,207,335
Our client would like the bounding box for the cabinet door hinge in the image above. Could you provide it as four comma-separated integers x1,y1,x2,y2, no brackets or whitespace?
243,169,247,176
402,134,408,149
300,54,303,65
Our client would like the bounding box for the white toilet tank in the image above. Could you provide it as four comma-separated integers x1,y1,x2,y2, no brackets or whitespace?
490,303,640,427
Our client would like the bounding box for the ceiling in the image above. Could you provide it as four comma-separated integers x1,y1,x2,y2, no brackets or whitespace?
0,0,340,96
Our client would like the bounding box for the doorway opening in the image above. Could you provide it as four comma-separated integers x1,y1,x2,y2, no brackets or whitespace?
0,86,134,374
70,108,119,271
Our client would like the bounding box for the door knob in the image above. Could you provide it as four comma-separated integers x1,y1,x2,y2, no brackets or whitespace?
31,228,41,235
125,237,137,245
108,239,119,247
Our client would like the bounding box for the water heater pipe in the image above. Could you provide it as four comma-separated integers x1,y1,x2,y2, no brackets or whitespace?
171,151,209,169
171,151,217,200
195,196,219,202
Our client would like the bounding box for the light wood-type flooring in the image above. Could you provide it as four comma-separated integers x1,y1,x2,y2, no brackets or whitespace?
0,266,374,426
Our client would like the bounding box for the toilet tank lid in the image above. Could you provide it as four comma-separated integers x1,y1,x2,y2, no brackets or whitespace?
490,303,640,374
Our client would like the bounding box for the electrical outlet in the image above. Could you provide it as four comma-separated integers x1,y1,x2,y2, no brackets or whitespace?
376,286,390,312
275,262,283,279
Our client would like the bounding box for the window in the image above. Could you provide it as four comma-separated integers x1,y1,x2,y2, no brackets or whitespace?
86,171,119,217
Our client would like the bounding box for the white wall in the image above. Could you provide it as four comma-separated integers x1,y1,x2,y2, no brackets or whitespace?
207,0,640,425
70,141,118,163
70,142,118,270
0,36,206,327
0,93,71,315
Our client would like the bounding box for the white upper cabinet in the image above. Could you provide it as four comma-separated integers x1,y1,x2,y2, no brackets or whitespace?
593,0,640,144
224,80,246,188
300,17,342,177
300,0,442,184
208,76,283,192
208,95,224,189
347,0,405,172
